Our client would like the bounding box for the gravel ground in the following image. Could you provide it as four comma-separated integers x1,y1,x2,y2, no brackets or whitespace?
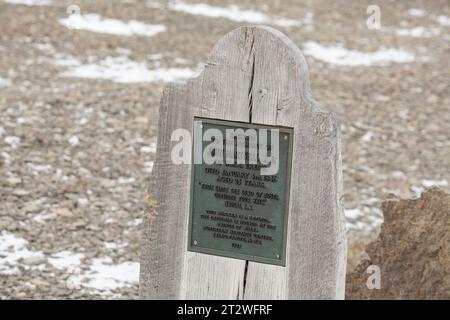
0,0,449,299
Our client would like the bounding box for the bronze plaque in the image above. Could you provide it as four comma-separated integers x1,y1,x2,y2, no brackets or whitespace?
188,117,293,266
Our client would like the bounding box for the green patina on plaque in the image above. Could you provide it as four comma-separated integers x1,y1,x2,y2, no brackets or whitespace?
188,117,293,266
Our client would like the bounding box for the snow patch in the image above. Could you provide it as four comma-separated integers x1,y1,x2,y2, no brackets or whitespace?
144,161,154,173
5,0,51,6
345,206,384,232
118,176,136,184
303,42,415,66
59,14,167,37
166,1,305,27
27,163,52,174
422,179,448,188
33,212,56,223
48,251,84,272
1,152,12,164
345,208,364,220
62,56,196,83
104,242,128,250
67,257,139,292
140,144,156,153
68,135,80,146
396,26,441,38
432,15,450,27
53,54,81,67
391,171,406,179
0,231,44,275
361,131,374,142
147,53,162,60
408,8,426,17
127,218,143,226
4,136,21,148
0,76,12,87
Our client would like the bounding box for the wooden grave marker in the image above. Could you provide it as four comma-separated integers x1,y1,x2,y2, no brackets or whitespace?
140,26,347,300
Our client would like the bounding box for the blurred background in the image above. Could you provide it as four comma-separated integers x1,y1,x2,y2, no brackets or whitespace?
0,0,449,299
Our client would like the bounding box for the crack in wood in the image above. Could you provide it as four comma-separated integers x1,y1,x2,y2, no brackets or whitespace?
242,260,249,298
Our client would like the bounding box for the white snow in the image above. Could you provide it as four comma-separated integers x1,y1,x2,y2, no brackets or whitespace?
422,179,448,188
79,117,89,125
62,56,196,83
411,185,424,196
53,54,81,67
77,197,89,206
4,136,21,148
5,0,51,6
345,208,364,220
408,8,426,17
147,53,162,60
395,26,441,38
59,13,167,37
104,242,128,250
166,1,304,27
118,176,136,184
116,47,131,56
0,76,12,87
140,144,156,153
68,135,80,146
146,2,162,9
303,42,415,67
361,131,374,142
345,206,384,232
1,152,12,164
391,171,406,179
67,257,139,292
144,161,154,173
432,15,450,27
175,57,189,64
16,117,28,124
104,218,115,224
48,251,84,272
27,163,52,173
33,212,56,223
0,231,45,275
127,218,143,226
406,8,450,27
410,179,447,197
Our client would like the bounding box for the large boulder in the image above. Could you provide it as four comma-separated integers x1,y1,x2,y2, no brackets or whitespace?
346,187,450,299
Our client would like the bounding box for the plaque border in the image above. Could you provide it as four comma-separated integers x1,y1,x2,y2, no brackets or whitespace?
187,116,294,267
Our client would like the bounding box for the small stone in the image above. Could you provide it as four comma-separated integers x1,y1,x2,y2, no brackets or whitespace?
30,279,51,287
101,179,117,188
13,189,30,196
50,207,72,217
22,203,40,213
7,177,22,186
426,95,438,104
22,257,47,265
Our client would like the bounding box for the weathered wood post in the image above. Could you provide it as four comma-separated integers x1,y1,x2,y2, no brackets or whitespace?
140,26,347,299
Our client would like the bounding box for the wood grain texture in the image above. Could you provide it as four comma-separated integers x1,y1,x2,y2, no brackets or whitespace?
140,26,346,300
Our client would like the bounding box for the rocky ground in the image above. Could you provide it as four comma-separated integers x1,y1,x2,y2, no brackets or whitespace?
0,0,449,299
